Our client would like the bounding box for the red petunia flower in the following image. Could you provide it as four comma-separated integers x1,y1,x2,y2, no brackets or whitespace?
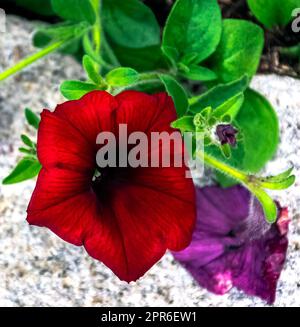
27,90,196,282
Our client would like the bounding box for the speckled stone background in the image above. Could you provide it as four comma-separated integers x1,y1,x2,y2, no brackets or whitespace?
0,16,300,307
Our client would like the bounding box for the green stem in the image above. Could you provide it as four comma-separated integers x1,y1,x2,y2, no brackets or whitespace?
91,0,101,54
197,150,248,183
197,150,278,222
0,39,68,83
188,95,202,106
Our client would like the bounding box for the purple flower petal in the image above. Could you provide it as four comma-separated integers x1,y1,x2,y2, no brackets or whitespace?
173,185,289,304
216,124,238,147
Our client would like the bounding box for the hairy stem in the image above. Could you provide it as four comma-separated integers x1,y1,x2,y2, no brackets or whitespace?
0,39,69,83
91,0,101,54
197,150,278,222
197,150,248,183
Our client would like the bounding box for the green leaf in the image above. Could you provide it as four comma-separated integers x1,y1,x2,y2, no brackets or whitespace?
162,0,222,64
82,55,104,85
171,116,195,132
247,0,300,29
261,175,296,190
51,0,96,24
60,80,99,100
180,65,217,81
220,143,231,159
21,135,34,148
259,167,296,190
181,53,201,66
212,89,279,187
25,108,40,129
235,89,279,172
159,74,189,117
82,34,115,72
33,22,84,44
102,0,160,48
101,33,121,68
33,22,88,55
2,158,41,185
209,19,264,83
263,167,295,182
189,75,249,113
212,93,244,120
251,188,278,223
161,46,179,67
105,67,139,87
111,44,167,72
19,147,36,155
82,33,101,63
279,44,300,60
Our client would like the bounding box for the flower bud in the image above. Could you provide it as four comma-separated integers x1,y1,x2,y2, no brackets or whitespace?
216,124,238,147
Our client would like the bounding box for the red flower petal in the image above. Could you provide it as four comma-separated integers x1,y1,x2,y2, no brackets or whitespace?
54,91,118,143
27,167,93,245
115,91,176,136
85,181,195,281
27,91,196,282
38,111,93,171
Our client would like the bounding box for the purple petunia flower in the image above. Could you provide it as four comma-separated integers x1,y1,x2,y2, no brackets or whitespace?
173,185,290,304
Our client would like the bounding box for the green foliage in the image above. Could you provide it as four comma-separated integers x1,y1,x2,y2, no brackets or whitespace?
33,22,88,46
260,167,296,190
2,158,41,185
25,108,40,129
162,0,222,65
33,22,89,56
2,107,41,185
190,75,249,113
212,93,244,121
250,187,278,223
171,116,195,133
247,0,300,29
102,0,160,48
60,80,100,100
262,175,296,190
263,167,294,182
209,19,264,83
179,65,217,81
51,0,96,24
235,89,279,172
82,55,104,85
109,45,167,72
159,75,189,117
105,67,139,87
3,0,292,221
279,44,300,60
213,89,279,186
220,143,231,159
21,134,34,148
